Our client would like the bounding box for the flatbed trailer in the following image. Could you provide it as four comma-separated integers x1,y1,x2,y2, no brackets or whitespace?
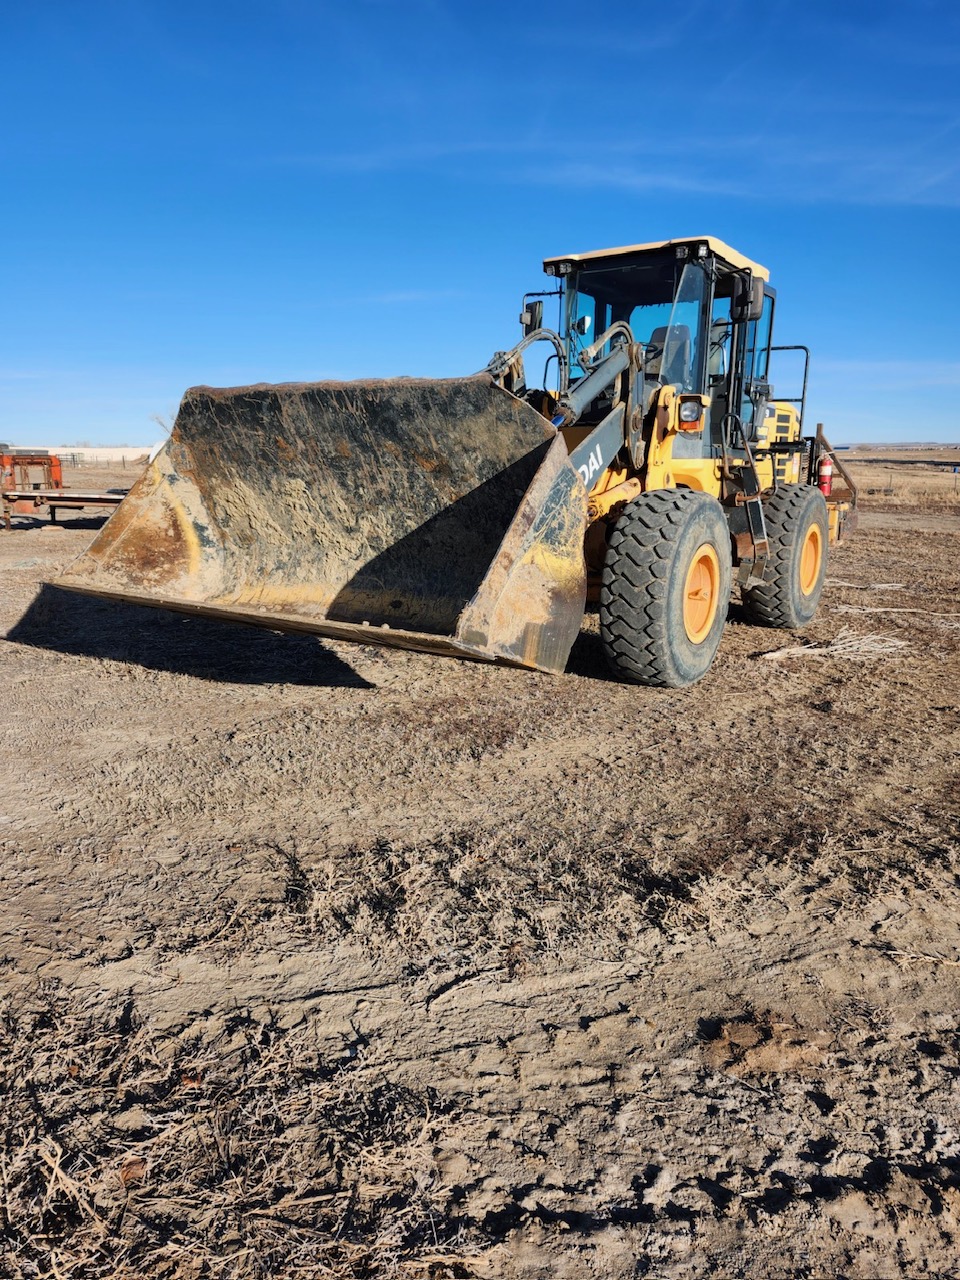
2,488,127,529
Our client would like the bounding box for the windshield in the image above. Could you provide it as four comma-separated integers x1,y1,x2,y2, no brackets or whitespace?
658,263,709,392
565,254,708,390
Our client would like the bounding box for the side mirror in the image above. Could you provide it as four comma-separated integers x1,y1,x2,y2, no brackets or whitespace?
520,299,543,335
731,274,765,323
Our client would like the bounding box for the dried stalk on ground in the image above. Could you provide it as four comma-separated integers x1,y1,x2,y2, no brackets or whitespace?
761,627,909,661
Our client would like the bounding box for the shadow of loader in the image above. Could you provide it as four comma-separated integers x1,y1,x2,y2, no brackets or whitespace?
7,584,373,689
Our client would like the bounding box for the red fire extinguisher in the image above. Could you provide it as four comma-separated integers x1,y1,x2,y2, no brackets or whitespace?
817,454,833,497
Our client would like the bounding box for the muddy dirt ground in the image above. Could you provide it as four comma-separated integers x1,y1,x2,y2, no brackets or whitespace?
2,470,959,1279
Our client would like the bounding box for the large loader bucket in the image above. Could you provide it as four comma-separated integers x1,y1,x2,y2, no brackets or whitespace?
55,375,588,673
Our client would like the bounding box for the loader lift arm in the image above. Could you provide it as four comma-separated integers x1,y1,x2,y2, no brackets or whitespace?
486,325,644,493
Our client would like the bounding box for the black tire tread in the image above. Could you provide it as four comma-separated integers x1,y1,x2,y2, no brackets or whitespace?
600,489,729,687
742,484,828,629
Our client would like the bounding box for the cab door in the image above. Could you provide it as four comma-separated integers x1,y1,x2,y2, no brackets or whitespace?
737,291,775,440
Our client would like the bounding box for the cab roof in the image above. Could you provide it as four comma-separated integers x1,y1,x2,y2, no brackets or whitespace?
543,235,770,282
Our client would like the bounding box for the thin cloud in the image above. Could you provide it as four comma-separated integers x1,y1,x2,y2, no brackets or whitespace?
525,163,749,200
524,138,960,208
541,0,717,56
267,123,960,208
269,138,516,173
816,360,960,389
363,289,467,305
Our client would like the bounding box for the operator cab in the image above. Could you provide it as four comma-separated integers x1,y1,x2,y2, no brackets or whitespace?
542,236,775,459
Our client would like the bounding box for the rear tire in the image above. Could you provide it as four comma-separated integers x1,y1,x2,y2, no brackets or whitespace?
742,484,828,628
600,490,732,688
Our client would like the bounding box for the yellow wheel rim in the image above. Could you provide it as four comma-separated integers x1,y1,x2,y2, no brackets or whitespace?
683,544,721,644
799,523,823,596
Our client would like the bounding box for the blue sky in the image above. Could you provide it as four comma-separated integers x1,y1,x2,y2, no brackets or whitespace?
1,0,958,446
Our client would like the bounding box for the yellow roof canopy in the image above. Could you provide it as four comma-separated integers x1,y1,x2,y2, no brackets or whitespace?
543,235,770,282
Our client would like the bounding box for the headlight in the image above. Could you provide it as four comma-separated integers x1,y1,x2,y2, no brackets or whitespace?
679,400,702,423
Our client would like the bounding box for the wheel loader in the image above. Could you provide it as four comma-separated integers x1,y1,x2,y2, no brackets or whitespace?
56,235,856,687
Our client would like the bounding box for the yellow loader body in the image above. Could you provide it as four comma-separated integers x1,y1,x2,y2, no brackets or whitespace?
53,235,853,687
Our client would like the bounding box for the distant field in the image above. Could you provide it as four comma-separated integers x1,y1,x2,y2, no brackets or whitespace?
839,444,960,509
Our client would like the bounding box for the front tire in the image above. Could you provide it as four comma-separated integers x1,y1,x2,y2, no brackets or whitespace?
600,490,732,688
742,484,828,628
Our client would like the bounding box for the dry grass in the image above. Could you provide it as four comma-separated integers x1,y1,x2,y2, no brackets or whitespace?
308,827,709,971
1,820,787,1279
305,810,843,975
1,995,477,1279
0,820,767,1279
4,815,957,1278
843,459,960,509
760,627,911,661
